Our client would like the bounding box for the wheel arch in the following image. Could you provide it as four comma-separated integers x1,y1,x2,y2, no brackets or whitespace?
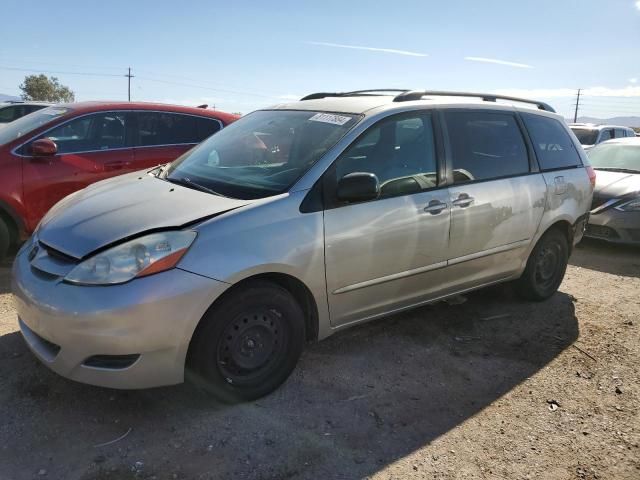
542,219,574,254
190,272,320,347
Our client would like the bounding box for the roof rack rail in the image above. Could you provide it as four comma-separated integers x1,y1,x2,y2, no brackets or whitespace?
300,89,409,101
393,90,556,112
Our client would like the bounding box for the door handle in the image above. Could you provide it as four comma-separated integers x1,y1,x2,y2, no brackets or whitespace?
424,200,447,214
451,194,474,208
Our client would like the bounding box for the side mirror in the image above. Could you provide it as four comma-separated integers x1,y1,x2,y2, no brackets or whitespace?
31,138,58,156
336,172,380,203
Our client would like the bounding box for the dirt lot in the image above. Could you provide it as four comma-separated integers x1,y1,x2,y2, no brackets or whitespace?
0,239,638,480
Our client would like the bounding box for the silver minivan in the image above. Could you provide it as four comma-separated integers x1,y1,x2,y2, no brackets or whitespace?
12,90,594,401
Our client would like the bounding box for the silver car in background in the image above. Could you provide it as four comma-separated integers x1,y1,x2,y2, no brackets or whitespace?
586,137,640,244
569,123,636,151
12,90,594,401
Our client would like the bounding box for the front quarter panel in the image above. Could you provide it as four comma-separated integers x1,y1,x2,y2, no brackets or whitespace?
178,190,332,338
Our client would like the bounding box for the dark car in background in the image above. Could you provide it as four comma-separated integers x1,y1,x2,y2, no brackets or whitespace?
0,102,239,258
0,101,52,124
586,137,640,245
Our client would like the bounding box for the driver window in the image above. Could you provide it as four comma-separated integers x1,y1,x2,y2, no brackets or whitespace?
35,112,126,154
334,113,437,199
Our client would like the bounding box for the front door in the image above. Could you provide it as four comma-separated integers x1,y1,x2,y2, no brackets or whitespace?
323,112,451,326
22,111,134,230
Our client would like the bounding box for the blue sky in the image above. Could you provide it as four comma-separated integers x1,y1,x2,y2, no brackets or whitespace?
1,0,639,118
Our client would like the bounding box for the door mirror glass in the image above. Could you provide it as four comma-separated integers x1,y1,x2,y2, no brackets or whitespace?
336,172,380,202
30,138,58,156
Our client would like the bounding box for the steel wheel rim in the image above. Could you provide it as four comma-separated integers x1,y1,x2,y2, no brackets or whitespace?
535,242,561,289
216,309,287,385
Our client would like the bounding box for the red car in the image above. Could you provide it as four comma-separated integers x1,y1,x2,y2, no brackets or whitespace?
0,102,238,258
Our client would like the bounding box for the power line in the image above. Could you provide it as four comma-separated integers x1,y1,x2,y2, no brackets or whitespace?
0,64,286,102
135,76,279,99
0,65,122,77
135,69,284,98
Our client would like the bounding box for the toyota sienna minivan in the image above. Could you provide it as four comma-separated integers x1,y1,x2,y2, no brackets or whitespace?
12,90,594,401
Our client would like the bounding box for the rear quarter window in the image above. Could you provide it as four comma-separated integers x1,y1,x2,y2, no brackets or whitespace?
521,113,582,171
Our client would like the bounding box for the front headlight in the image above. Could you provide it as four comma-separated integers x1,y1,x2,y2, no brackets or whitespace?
65,231,197,285
614,197,640,212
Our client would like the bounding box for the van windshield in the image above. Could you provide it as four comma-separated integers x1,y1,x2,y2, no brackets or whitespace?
0,106,71,146
165,110,359,199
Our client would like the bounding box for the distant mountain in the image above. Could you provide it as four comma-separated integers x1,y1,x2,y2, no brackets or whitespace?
0,93,20,102
567,116,640,128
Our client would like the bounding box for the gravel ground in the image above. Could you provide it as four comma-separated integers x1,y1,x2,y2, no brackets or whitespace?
0,239,638,480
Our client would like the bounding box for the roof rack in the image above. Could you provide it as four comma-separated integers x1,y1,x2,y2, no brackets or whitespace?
392,90,556,112
300,89,409,101
299,89,556,113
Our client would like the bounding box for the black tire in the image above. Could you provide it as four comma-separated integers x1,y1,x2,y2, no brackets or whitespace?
186,281,305,402
515,228,569,301
0,218,9,262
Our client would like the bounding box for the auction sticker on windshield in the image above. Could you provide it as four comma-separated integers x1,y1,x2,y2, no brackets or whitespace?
309,113,352,126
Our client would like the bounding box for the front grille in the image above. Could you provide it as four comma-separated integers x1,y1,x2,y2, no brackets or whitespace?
585,225,619,239
83,354,140,370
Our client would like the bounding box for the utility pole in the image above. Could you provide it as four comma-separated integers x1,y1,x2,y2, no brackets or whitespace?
125,67,134,101
573,88,582,123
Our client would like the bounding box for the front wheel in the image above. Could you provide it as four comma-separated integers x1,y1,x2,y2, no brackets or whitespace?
187,281,306,402
515,228,569,301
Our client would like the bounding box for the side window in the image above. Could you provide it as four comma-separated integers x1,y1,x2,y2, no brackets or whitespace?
599,129,612,142
334,113,437,199
24,105,43,115
444,111,529,184
195,117,221,141
136,112,200,146
0,106,18,123
38,112,126,154
521,113,583,171
614,128,627,138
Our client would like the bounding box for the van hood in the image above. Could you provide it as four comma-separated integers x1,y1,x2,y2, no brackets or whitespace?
38,171,251,259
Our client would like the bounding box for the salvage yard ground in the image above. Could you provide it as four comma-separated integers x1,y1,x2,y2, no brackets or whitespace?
0,239,638,480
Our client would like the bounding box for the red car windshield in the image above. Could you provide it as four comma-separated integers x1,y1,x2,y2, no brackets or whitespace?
0,106,71,146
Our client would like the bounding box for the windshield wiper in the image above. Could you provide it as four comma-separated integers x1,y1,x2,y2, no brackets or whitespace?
593,167,640,174
166,176,228,197
150,163,167,177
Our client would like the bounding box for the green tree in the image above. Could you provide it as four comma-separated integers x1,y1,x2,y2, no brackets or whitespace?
19,74,75,102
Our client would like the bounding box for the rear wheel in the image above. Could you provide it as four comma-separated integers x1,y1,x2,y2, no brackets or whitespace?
0,218,9,262
515,228,568,301
187,281,305,402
